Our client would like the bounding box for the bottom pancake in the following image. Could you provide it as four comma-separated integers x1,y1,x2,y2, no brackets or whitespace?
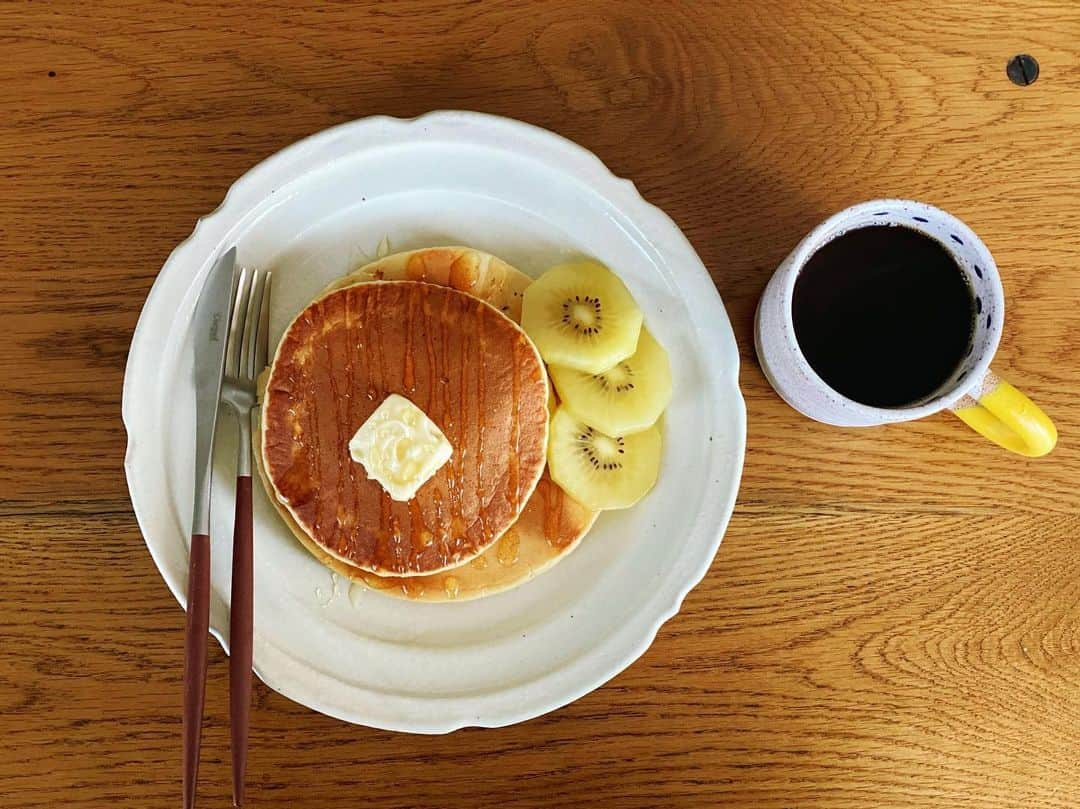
322,244,532,321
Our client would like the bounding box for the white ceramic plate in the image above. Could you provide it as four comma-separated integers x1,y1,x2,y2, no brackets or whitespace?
123,111,745,733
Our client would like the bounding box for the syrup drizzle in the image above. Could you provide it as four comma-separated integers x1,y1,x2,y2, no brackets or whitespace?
543,479,566,548
475,312,487,543
508,342,521,514
341,290,358,555
403,283,417,392
454,295,469,548
306,305,325,546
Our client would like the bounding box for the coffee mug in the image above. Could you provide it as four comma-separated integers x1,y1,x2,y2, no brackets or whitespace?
755,199,1056,457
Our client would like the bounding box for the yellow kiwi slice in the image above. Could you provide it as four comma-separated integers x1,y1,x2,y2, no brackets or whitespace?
547,406,661,511
521,260,643,374
550,328,672,435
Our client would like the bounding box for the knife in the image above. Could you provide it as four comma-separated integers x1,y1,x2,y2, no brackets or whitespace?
184,245,239,809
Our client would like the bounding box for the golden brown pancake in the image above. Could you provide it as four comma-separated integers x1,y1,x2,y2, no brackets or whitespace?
323,245,532,321
262,281,549,576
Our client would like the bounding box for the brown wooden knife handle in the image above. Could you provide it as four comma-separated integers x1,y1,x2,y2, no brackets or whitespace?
183,533,211,809
229,475,253,807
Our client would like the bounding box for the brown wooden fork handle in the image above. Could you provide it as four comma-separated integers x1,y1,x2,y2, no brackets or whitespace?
182,533,211,809
229,475,254,807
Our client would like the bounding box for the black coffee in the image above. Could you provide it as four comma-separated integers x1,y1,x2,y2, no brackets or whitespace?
792,225,974,408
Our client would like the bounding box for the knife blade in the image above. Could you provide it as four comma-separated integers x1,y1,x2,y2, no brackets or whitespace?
192,245,238,534
184,245,238,809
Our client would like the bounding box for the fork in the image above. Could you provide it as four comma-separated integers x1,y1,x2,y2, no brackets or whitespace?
221,267,271,808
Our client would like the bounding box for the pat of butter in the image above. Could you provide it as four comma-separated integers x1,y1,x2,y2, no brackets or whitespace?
348,394,452,501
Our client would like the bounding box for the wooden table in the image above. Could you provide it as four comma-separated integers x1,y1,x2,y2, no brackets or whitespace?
3,2,1078,807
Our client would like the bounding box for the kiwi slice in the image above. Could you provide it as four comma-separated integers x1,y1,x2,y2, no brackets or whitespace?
550,328,671,435
547,407,661,511
521,260,643,374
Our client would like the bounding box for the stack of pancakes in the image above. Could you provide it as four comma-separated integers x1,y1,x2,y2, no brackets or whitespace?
257,247,598,601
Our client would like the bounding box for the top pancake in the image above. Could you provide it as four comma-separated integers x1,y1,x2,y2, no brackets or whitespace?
262,280,549,576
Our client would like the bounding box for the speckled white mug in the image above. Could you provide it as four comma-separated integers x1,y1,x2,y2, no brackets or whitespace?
755,199,1056,457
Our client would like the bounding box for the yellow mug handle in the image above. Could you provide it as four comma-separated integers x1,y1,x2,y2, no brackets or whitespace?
951,371,1057,457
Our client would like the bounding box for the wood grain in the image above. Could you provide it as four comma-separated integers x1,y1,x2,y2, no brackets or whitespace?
1,1,1078,806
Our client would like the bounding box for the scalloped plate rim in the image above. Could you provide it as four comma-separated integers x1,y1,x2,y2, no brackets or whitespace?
122,110,746,733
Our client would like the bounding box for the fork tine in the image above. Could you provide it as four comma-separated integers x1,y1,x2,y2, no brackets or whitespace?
253,271,272,378
225,267,251,378
241,270,265,381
